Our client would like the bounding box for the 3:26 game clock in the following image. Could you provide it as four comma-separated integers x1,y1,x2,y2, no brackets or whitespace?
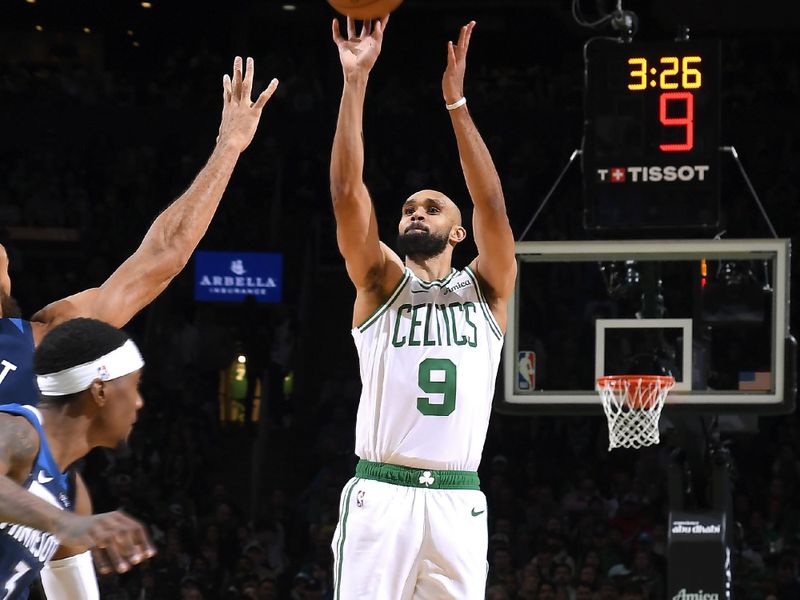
582,40,721,230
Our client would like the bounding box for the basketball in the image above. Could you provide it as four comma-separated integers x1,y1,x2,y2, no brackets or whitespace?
327,0,403,20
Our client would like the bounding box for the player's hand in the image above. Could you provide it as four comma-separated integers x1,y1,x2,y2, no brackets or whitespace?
55,510,157,574
332,15,389,78
216,56,279,153
442,21,475,105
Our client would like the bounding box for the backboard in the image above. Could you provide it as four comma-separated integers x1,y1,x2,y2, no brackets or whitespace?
501,239,795,414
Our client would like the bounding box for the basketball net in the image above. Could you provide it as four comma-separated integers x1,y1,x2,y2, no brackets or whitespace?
596,375,675,450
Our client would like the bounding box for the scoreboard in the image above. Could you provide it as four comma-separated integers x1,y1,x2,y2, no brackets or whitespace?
582,40,721,230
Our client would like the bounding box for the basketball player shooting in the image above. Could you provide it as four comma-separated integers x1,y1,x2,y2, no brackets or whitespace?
330,16,516,598
0,57,277,597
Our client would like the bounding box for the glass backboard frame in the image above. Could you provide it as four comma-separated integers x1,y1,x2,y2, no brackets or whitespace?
501,239,794,415
595,318,693,392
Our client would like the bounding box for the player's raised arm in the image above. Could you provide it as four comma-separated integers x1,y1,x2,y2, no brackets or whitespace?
30,57,279,335
444,22,516,321
330,16,404,301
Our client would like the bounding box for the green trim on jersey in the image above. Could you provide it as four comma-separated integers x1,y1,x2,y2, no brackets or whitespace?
463,266,503,340
412,268,458,289
334,478,359,599
356,270,412,333
356,459,480,490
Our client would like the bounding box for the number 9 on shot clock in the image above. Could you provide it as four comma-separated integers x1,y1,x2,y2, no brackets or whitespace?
582,40,721,230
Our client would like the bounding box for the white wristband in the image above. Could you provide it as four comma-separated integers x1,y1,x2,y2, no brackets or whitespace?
445,97,467,111
41,551,99,600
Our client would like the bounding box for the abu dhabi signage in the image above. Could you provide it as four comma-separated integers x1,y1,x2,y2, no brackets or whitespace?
668,511,730,600
194,251,282,303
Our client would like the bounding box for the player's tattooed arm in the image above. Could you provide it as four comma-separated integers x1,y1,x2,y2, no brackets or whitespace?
0,414,38,482
30,57,279,336
0,417,156,573
443,22,516,321
0,413,66,533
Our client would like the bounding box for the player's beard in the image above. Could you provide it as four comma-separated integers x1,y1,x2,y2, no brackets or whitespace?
0,290,21,318
396,230,449,261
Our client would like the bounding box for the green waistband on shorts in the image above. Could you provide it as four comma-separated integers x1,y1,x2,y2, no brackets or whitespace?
355,459,480,490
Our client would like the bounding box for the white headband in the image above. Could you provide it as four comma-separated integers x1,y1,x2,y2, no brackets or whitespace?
37,339,145,397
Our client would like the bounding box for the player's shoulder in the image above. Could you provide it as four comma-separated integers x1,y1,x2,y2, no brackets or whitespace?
357,244,406,299
0,317,33,334
0,408,40,471
0,406,40,441
29,289,101,345
466,257,515,303
27,318,51,346
0,316,44,345
376,243,407,291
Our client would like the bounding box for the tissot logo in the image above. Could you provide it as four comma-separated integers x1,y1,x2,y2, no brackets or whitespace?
597,165,710,183
672,589,719,600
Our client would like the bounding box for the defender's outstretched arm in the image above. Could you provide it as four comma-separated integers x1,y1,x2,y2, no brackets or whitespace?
32,57,279,336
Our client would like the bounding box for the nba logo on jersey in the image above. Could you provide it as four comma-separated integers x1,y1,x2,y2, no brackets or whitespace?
517,351,536,392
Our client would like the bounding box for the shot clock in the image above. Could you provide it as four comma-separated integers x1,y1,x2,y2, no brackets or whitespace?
582,40,721,229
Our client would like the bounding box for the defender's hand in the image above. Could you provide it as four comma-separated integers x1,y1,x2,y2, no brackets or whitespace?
55,511,156,574
443,21,475,105
332,15,389,79
217,56,279,153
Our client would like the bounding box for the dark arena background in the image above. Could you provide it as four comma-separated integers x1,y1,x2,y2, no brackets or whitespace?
2,0,800,598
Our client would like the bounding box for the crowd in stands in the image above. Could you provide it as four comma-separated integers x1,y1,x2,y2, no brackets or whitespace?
1,4,798,598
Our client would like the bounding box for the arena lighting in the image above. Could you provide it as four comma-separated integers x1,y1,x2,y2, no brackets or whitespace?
83,26,91,33
237,355,247,364
127,30,134,36
282,4,297,10
624,260,640,287
701,258,708,289
25,0,36,4
34,24,43,31
140,1,152,8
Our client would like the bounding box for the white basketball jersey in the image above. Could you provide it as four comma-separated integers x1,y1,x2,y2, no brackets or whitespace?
352,267,504,471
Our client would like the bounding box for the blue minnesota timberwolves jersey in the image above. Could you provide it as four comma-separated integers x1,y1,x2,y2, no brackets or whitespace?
0,404,73,600
0,319,38,407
